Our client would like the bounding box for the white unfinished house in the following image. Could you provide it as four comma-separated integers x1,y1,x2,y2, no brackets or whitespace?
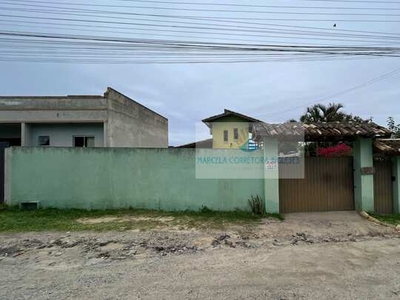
0,87,168,148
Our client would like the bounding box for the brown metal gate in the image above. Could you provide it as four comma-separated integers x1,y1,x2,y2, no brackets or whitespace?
279,157,354,213
374,160,393,215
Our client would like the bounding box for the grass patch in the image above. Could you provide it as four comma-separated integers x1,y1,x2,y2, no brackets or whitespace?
370,213,400,225
0,206,283,233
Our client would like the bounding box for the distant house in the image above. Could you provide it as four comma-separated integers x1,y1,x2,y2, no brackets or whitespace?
0,87,168,148
178,109,261,149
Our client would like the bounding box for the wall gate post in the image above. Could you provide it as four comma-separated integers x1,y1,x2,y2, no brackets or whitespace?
353,138,374,212
263,137,280,214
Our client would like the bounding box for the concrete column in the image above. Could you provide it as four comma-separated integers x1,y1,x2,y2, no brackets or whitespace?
263,137,279,214
353,138,374,212
20,123,32,146
392,156,400,213
21,123,26,146
103,122,108,147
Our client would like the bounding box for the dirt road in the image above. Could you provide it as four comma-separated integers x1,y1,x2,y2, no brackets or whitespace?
1,212,400,300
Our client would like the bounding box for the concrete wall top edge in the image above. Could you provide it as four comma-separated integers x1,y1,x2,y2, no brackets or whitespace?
0,97,107,111
0,95,104,99
8,146,264,153
105,87,168,122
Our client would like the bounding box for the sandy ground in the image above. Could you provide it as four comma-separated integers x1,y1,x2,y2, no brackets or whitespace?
1,211,400,300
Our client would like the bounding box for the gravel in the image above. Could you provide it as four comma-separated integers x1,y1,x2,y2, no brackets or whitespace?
1,211,400,299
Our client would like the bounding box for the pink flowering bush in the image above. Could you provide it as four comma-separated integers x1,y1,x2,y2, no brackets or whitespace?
317,144,352,157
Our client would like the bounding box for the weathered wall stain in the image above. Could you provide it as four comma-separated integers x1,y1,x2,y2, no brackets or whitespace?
6,147,264,211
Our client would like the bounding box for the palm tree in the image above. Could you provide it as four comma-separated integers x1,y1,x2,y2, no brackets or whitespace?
300,103,346,123
300,103,347,156
297,103,369,156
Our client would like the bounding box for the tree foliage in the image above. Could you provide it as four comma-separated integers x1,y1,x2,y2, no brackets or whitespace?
284,103,374,157
292,103,370,157
387,117,400,138
299,103,370,124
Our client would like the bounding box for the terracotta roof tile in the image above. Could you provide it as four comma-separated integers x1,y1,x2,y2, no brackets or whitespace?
374,139,400,155
253,122,392,141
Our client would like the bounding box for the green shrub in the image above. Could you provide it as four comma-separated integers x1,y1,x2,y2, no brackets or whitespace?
248,195,265,216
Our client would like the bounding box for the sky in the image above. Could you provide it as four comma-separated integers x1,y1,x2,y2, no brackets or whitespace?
0,0,399,146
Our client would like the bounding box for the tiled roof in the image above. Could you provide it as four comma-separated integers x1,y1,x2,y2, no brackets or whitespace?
374,139,400,155
253,122,392,141
202,109,263,125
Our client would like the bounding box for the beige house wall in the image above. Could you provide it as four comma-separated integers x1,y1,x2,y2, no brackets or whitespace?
210,116,250,149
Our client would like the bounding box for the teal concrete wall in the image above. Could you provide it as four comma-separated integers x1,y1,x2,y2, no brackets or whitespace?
393,156,400,214
6,147,264,211
263,138,279,214
353,138,374,212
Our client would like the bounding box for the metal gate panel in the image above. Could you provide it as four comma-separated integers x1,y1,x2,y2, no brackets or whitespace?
279,157,354,213
374,160,393,215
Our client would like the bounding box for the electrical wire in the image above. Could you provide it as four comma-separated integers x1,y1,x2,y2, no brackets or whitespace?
0,0,398,63
1,11,400,45
254,66,400,118
3,0,400,16
1,3,400,39
6,0,400,11
2,5,400,23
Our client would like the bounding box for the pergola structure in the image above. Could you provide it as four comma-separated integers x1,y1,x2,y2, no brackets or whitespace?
251,121,400,214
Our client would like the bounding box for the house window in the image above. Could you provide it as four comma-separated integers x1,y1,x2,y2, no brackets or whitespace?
233,128,239,140
223,130,228,142
38,136,50,146
74,136,95,147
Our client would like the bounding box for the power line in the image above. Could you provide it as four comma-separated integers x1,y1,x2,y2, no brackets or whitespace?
1,9,400,44
2,1,400,17
7,0,400,11
2,4,400,40
192,15,400,22
0,1,398,63
0,53,381,64
255,66,400,118
1,30,399,49
1,30,399,56
209,17,400,37
0,21,341,46
2,17,400,46
5,1,400,38
6,22,395,48
1,10,400,40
